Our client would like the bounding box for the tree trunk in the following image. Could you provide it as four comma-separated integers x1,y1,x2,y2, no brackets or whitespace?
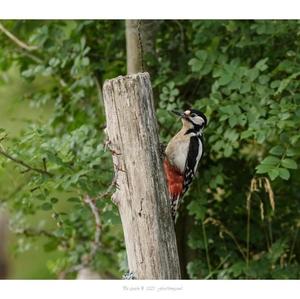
102,72,181,279
125,20,161,75
126,20,142,74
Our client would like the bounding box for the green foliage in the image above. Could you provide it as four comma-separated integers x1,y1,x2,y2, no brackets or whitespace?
151,20,300,279
0,20,300,279
0,20,125,278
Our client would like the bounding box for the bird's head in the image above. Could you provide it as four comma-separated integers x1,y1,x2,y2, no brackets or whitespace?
172,108,207,133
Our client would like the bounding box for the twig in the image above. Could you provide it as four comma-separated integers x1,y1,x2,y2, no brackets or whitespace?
0,148,53,177
0,22,39,51
59,174,117,278
204,217,247,261
204,254,231,280
59,195,103,279
96,174,118,200
94,76,103,106
83,195,102,259
288,226,299,264
42,158,47,173
15,48,43,64
246,191,251,267
14,228,61,239
202,220,212,274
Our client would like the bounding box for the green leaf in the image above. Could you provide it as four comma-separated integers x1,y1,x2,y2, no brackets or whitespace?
268,168,279,180
218,72,232,86
256,164,273,174
187,200,207,220
67,197,81,203
261,156,280,165
241,130,253,139
248,68,259,81
269,145,285,156
50,197,59,204
41,202,52,211
286,148,297,157
255,58,268,71
224,144,233,157
240,82,251,94
228,116,237,128
278,168,290,180
281,158,298,169
215,174,224,185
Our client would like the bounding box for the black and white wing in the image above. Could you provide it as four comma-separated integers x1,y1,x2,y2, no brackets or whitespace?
182,136,203,195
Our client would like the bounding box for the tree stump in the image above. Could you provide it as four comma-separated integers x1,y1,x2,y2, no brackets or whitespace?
102,72,181,279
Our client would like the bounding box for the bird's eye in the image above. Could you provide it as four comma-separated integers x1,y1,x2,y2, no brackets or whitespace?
190,113,196,117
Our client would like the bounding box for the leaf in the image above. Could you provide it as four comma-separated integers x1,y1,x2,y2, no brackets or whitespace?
248,68,259,82
275,72,300,95
81,57,90,66
256,164,273,174
240,82,251,94
228,116,237,128
215,174,224,185
219,106,233,115
67,197,81,203
187,201,207,221
44,240,59,252
41,202,52,211
50,197,59,204
261,156,280,165
241,130,253,139
224,144,233,157
218,72,232,86
255,58,268,71
281,158,298,169
286,148,297,157
268,168,279,180
269,145,285,156
278,168,290,180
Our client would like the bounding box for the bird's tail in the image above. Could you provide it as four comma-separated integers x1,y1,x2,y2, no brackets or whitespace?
170,195,181,223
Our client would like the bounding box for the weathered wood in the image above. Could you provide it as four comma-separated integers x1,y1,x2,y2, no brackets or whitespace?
102,72,181,279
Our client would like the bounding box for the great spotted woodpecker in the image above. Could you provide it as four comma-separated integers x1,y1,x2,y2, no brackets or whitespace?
163,109,207,221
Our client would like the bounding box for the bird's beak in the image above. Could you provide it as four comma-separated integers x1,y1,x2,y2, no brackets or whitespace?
172,110,185,118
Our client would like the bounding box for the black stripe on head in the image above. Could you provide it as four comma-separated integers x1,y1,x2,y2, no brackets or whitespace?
189,109,207,127
184,108,207,134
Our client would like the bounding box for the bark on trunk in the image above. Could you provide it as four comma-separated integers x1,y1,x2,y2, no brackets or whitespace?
126,20,142,74
102,72,181,279
125,20,161,75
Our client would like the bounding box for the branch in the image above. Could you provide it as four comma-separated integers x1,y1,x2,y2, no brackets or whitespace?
0,147,53,177
96,174,117,201
94,76,103,106
14,227,60,239
59,194,104,278
15,48,43,64
83,195,102,259
0,22,39,51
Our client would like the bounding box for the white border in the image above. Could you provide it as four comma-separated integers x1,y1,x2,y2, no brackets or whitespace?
0,280,299,299
0,0,300,19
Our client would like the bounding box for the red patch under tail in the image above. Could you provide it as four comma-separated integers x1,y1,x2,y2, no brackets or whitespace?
163,158,184,201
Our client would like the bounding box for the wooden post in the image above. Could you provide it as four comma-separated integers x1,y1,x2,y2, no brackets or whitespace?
102,72,181,279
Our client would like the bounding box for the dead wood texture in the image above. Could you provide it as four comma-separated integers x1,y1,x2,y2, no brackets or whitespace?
102,72,181,279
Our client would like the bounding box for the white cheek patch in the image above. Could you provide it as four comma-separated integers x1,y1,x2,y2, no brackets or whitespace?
193,116,205,126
